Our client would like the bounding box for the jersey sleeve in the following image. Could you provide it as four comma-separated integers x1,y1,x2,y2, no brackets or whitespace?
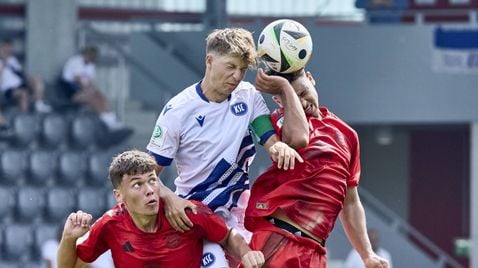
189,202,229,243
346,129,361,186
76,215,110,263
146,103,181,166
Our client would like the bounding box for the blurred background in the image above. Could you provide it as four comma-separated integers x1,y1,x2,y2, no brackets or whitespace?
0,0,476,267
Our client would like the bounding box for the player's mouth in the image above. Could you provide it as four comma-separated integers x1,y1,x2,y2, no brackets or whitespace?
146,199,158,206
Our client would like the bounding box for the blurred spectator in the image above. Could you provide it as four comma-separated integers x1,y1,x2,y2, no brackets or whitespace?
344,228,393,268
59,45,128,132
0,39,52,113
42,229,114,268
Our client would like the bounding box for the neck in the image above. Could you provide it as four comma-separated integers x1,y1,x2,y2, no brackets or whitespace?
130,212,158,233
200,78,228,103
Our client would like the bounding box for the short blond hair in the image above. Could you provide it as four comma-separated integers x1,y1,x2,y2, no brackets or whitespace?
206,28,257,68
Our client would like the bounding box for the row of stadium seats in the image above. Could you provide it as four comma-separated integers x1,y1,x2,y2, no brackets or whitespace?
4,111,116,150
0,186,116,224
0,148,116,187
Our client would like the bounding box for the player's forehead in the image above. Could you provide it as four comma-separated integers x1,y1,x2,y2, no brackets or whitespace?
122,170,157,183
216,54,248,68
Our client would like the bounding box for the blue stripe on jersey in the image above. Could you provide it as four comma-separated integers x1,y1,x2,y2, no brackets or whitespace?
148,151,173,166
259,129,275,145
236,133,256,168
180,159,250,211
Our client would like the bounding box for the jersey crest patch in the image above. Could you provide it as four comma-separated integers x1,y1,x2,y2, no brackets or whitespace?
151,124,167,147
201,252,216,267
230,102,248,116
256,202,269,210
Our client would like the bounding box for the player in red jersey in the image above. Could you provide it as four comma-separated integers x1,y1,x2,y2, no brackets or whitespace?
244,68,390,268
57,150,264,268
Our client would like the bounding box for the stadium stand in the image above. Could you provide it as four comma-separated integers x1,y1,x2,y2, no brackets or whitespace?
77,187,107,220
3,224,33,262
28,149,57,186
15,186,44,223
45,187,77,223
38,112,69,149
0,149,27,185
57,150,87,187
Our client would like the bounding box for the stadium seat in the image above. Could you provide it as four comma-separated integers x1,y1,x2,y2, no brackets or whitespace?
39,112,68,149
0,149,27,185
57,150,86,186
0,261,18,268
12,113,39,148
0,186,14,223
69,113,100,149
77,188,107,220
33,223,60,260
3,224,33,261
45,187,76,222
28,150,57,186
87,151,113,186
15,187,44,223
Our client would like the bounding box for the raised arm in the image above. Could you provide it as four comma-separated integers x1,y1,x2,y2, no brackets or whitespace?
57,211,92,268
255,68,309,149
339,186,389,268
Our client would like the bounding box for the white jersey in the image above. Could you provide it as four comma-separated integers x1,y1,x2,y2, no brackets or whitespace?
147,81,272,213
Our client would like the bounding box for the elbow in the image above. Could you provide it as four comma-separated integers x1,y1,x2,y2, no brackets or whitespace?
283,134,309,149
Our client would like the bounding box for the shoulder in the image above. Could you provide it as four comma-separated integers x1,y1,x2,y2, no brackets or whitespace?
233,81,257,95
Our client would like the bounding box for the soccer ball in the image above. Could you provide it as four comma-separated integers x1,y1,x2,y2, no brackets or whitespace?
257,19,313,74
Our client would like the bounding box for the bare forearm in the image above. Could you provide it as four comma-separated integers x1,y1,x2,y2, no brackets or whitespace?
57,237,81,268
222,229,251,261
280,85,309,148
340,188,373,260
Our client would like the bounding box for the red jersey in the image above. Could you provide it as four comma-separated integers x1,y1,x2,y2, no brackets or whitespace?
245,107,360,241
77,201,228,268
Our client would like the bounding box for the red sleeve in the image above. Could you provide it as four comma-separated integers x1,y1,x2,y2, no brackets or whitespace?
270,108,284,140
346,128,361,187
76,213,110,263
188,202,228,243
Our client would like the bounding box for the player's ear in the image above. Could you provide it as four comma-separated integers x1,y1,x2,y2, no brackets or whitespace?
113,189,123,203
306,71,316,86
205,54,213,66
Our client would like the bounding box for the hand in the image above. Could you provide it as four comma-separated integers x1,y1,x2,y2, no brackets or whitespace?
241,250,265,268
62,210,93,239
364,254,389,268
255,68,291,95
267,141,304,170
164,194,197,232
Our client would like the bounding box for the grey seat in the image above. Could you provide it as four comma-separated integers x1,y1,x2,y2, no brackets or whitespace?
16,187,44,223
33,223,60,260
12,113,39,148
0,186,14,223
0,149,27,185
87,151,112,186
57,150,86,186
77,188,106,219
28,150,57,185
39,112,68,149
3,224,33,261
70,114,99,149
46,187,76,222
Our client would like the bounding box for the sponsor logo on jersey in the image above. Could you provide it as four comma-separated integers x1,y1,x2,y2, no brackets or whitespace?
202,252,216,267
163,104,173,115
196,115,205,127
151,124,167,147
230,102,248,116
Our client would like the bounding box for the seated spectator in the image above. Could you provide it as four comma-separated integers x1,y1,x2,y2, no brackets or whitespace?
0,39,52,113
59,45,128,132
